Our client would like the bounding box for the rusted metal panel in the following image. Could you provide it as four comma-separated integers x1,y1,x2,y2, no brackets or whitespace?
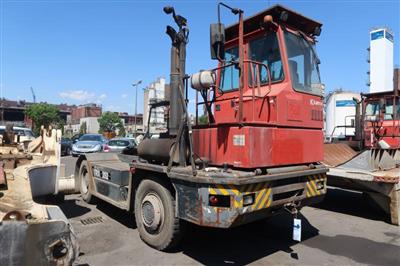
0,220,79,265
323,143,358,167
373,175,399,184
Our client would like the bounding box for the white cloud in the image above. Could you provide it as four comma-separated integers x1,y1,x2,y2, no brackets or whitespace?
59,90,95,101
105,105,119,112
121,93,128,99
59,90,108,104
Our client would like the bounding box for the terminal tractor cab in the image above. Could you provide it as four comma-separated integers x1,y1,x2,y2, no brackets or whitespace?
140,4,326,171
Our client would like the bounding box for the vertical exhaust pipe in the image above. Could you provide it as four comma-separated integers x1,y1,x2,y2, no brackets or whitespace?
164,6,189,166
164,6,188,137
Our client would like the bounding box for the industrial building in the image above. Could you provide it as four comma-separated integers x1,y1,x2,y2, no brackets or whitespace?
143,77,169,133
64,105,143,136
0,99,73,128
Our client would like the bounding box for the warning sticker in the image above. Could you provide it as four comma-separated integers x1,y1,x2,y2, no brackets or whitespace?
233,135,245,146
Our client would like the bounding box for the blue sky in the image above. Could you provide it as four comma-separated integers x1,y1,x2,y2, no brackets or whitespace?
1,0,399,115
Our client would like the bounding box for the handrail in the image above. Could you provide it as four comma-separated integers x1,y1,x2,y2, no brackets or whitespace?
195,59,274,125
243,59,272,98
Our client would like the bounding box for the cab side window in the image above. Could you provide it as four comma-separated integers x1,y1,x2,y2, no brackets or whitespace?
219,46,239,92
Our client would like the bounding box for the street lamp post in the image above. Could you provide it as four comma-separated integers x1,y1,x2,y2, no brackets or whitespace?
132,80,142,137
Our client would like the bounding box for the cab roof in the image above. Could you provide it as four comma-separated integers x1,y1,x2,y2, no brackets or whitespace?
225,4,322,41
362,90,399,99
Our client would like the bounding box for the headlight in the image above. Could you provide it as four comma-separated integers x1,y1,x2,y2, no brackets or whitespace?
72,144,77,150
94,144,101,151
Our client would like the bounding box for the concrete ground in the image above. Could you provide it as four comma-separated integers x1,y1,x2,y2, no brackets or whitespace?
60,156,400,266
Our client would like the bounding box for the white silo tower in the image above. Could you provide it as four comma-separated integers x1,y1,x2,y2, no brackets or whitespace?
367,28,394,93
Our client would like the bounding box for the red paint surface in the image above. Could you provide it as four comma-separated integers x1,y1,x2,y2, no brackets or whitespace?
192,19,324,169
193,126,323,168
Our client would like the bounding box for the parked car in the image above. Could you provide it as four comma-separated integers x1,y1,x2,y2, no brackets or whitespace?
71,134,108,157
0,126,35,143
107,138,136,153
60,137,72,156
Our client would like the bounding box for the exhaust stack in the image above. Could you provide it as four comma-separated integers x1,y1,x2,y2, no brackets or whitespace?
164,6,188,136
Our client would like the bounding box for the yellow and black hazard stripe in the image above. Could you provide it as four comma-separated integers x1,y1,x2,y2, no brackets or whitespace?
306,174,327,197
250,184,272,211
208,183,272,210
208,173,327,209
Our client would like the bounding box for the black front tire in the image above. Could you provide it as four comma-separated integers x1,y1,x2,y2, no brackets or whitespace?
134,178,184,251
79,161,95,204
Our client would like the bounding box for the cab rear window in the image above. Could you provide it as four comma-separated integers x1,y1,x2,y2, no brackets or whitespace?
108,140,130,146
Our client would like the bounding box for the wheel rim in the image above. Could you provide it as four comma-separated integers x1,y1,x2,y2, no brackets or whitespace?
81,168,89,195
141,192,164,233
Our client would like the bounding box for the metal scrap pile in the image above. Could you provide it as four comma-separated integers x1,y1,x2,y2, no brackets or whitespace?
0,125,78,265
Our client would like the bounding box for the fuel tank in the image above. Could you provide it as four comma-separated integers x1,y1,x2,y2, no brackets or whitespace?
137,138,177,164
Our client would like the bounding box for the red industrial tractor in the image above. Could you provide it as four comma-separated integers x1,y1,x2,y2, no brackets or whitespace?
74,4,328,250
324,69,400,225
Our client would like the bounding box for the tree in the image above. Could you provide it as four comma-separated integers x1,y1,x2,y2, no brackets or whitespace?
98,112,124,136
25,103,61,135
117,126,126,137
198,115,208,125
79,121,87,134
57,119,65,135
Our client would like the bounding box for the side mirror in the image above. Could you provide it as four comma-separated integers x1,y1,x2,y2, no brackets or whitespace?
210,23,225,60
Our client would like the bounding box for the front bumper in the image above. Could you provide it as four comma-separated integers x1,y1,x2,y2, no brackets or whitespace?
71,149,101,155
174,173,327,228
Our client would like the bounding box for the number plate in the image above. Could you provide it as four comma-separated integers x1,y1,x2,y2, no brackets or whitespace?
93,167,110,181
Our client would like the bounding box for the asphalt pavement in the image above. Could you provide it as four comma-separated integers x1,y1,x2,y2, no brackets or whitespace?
60,156,400,266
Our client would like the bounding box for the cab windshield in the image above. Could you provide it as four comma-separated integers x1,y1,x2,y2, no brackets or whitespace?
384,98,400,120
284,31,322,96
248,32,284,86
365,102,380,116
365,98,400,120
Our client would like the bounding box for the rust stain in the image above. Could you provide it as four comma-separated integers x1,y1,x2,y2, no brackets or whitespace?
0,163,6,188
323,143,358,167
373,175,399,184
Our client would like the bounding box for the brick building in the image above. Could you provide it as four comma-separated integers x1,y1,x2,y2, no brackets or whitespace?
0,99,73,128
70,104,102,124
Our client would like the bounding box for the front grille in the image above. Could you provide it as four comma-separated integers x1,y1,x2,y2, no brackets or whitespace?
78,145,93,149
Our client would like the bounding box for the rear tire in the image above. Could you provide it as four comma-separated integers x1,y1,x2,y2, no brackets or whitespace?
79,161,95,204
134,178,184,251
